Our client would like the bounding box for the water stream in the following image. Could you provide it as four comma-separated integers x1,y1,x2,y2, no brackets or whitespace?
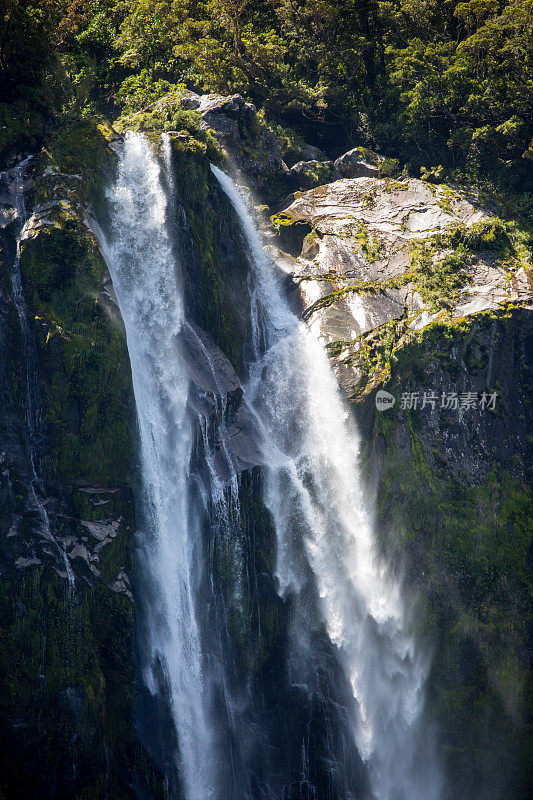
99,132,440,800
212,166,441,800
99,132,216,799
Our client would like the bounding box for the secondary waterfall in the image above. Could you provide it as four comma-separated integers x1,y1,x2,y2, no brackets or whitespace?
99,133,215,799
212,166,442,800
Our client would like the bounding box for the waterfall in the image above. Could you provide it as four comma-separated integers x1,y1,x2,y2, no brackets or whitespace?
212,166,442,800
98,133,216,799
97,130,441,799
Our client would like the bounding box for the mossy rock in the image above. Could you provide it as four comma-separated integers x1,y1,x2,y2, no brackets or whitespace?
270,213,312,257
37,118,119,213
169,146,250,373
360,307,532,800
20,211,133,486
0,564,164,799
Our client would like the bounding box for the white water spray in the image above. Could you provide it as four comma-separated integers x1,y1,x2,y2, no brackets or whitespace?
99,133,215,799
212,165,442,800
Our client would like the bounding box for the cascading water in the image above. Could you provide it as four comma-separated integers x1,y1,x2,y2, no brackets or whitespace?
97,129,441,799
212,166,442,800
98,132,216,799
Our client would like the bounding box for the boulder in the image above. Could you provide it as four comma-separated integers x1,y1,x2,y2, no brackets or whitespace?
289,159,334,190
333,147,382,179
302,143,327,161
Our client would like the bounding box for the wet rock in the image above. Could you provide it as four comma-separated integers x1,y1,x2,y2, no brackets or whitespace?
0,204,16,229
183,321,264,477
80,518,121,542
108,569,133,601
15,556,42,568
302,143,327,162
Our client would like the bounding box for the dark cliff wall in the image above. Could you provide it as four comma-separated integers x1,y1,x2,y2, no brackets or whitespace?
0,110,530,800
356,309,532,800
0,124,164,800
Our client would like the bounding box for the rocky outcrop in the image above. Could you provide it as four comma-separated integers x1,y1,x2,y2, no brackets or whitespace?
182,320,264,478
176,91,290,200
270,176,532,399
289,158,334,190
287,147,390,191
332,147,383,179
0,130,167,799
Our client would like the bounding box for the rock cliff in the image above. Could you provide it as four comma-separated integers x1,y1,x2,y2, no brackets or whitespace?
0,100,531,800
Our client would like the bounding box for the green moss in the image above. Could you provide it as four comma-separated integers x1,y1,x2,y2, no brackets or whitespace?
436,184,460,214
379,157,400,177
303,273,408,322
117,96,222,165
374,439,531,794
267,121,309,167
408,238,471,311
438,218,517,254
291,160,334,188
20,212,133,487
406,217,529,313
383,178,409,192
355,222,381,262
0,564,161,798
169,147,247,372
270,212,313,256
38,118,118,208
365,308,532,798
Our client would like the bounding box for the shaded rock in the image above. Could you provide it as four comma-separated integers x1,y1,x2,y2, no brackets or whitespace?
0,204,16,229
302,143,327,161
80,518,121,542
183,321,264,478
177,92,290,199
333,148,383,179
109,569,133,601
289,160,334,190
179,90,201,110
15,556,42,568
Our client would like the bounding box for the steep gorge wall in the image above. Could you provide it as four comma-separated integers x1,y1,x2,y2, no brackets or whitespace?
267,168,532,800
0,122,163,800
0,101,530,800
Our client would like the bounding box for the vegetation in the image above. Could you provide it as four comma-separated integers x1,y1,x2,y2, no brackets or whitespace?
1,3,531,799
1,1,532,212
367,309,532,800
20,203,133,485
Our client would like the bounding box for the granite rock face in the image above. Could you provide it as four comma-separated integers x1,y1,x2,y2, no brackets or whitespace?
269,176,532,399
